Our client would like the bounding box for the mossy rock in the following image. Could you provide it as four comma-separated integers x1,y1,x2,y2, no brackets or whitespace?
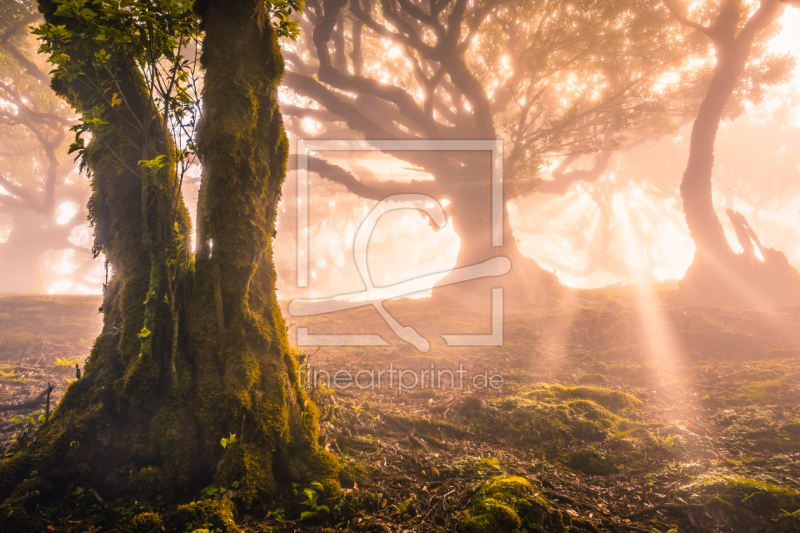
780,422,800,437
483,393,637,450
526,385,641,412
565,449,618,476
112,512,163,533
448,456,504,477
681,475,800,527
110,502,239,533
167,500,239,533
458,476,550,533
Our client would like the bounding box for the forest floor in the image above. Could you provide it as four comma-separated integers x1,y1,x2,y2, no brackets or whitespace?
2,288,800,533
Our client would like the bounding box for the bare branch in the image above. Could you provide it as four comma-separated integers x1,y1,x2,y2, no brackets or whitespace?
288,155,440,200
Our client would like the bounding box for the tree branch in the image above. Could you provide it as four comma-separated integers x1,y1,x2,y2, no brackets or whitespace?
288,155,440,200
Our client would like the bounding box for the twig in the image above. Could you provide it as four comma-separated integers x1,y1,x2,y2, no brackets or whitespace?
0,385,55,412
0,491,39,510
45,382,53,423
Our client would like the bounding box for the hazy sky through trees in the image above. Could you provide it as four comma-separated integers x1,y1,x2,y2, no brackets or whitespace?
2,7,800,295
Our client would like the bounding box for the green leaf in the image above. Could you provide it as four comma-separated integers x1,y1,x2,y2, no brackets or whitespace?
138,154,167,170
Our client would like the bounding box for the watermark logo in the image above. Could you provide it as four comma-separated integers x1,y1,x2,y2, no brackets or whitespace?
290,140,508,352
301,363,505,395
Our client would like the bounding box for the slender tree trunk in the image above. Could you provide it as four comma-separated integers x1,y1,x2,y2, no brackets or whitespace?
677,0,800,305
680,36,748,262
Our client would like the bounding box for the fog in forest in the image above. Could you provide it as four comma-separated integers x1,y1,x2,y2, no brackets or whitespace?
6,1,800,531
3,9,799,300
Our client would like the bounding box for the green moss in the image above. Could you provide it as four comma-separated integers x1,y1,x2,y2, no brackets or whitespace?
479,391,638,451
169,500,239,533
458,476,547,533
112,512,163,533
338,457,371,488
130,466,165,497
565,449,618,475
681,475,800,520
526,385,642,412
458,476,577,533
603,317,635,342
214,443,273,505
448,456,505,477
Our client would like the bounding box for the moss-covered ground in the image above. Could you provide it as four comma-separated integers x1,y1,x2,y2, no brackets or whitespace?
2,288,800,532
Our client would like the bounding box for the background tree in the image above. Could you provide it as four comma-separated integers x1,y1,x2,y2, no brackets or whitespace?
667,0,800,304
516,82,800,288
0,0,98,294
280,0,719,305
0,0,336,507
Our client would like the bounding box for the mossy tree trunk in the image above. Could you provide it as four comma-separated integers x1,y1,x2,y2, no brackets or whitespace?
0,0,336,506
189,0,338,503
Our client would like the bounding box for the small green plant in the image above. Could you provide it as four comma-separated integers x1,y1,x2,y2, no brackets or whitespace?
54,356,78,367
200,481,239,499
9,409,46,431
296,482,330,520
270,508,285,523
201,485,225,497
220,433,237,449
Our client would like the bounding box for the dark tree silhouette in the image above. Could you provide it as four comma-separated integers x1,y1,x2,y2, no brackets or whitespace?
668,0,800,305
282,0,716,305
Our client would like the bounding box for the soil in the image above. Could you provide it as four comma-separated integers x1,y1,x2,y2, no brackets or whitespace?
2,288,800,532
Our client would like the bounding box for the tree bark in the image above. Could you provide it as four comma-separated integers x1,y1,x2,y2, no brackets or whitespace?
677,0,800,305
190,0,338,502
0,0,337,506
431,152,559,307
